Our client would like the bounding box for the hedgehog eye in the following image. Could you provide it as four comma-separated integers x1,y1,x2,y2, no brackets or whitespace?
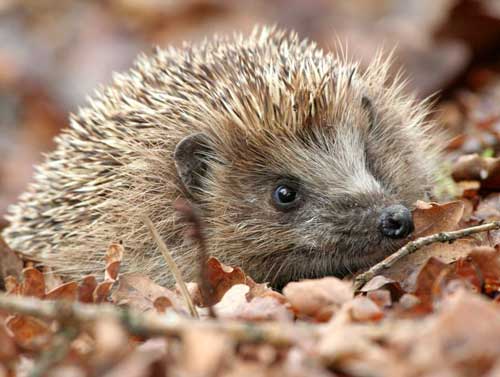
272,183,300,210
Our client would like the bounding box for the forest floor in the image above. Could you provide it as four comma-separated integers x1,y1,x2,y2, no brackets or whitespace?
1,1,500,376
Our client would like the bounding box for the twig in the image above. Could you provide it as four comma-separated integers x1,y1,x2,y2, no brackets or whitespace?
174,198,217,318
29,326,79,377
0,294,307,346
354,220,500,291
142,216,199,319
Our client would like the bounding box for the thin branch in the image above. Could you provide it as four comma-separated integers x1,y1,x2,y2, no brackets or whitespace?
354,221,500,291
174,198,217,318
142,216,199,319
29,326,79,377
0,294,308,346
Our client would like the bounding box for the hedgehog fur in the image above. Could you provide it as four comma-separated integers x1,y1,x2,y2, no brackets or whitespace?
3,26,439,288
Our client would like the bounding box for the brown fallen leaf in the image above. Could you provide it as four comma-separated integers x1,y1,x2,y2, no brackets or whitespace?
6,315,51,351
452,154,500,189
199,257,247,306
403,290,500,375
398,293,422,311
377,200,480,288
212,284,250,318
0,323,17,362
366,289,392,309
93,281,114,303
4,275,20,295
412,200,465,237
20,268,45,298
413,257,450,307
78,275,98,303
181,329,232,376
283,277,353,321
467,246,500,294
475,193,500,221
453,255,483,291
45,281,79,301
383,238,479,291
318,322,399,376
111,273,182,313
349,296,384,322
229,295,293,322
100,338,168,377
93,317,130,365
105,243,124,281
359,275,405,301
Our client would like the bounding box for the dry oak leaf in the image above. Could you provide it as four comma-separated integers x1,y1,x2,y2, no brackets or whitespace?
245,279,285,302
212,284,250,318
93,281,114,303
45,281,79,301
99,338,168,377
20,268,45,298
93,317,130,365
200,257,247,306
105,243,124,281
467,246,500,294
212,283,292,321
111,272,183,313
78,275,98,303
413,257,450,307
181,329,232,376
382,200,478,288
218,287,293,321
283,277,353,321
452,154,500,189
391,238,480,292
359,275,405,301
318,322,400,376
403,290,500,375
4,275,20,295
412,200,465,237
475,193,500,221
5,315,51,351
366,289,392,309
349,296,384,322
0,323,17,362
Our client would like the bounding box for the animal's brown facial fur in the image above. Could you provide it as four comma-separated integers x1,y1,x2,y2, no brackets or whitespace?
183,95,433,288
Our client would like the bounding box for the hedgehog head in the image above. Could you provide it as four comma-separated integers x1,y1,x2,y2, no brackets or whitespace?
172,34,437,288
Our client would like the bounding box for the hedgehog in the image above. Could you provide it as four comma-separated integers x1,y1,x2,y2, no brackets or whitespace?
2,27,438,289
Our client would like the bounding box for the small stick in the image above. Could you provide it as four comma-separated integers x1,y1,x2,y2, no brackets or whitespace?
143,216,199,319
174,199,217,318
0,294,306,346
29,326,79,377
354,220,500,291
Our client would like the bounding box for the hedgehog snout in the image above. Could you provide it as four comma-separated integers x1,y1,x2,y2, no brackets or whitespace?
378,204,414,239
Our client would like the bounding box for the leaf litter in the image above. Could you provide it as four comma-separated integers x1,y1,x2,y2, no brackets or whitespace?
1,3,500,377
3,190,500,376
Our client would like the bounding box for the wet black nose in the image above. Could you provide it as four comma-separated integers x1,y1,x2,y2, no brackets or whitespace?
379,204,414,239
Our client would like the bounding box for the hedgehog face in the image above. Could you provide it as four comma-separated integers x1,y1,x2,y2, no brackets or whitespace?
174,93,434,289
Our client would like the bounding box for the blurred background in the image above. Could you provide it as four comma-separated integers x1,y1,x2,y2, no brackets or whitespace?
0,0,500,228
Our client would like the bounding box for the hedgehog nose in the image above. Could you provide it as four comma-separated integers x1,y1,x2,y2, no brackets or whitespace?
379,204,414,239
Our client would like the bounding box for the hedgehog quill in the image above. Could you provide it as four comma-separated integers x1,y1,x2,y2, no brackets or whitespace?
3,27,438,289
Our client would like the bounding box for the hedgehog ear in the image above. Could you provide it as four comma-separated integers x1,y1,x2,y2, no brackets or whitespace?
174,133,212,198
